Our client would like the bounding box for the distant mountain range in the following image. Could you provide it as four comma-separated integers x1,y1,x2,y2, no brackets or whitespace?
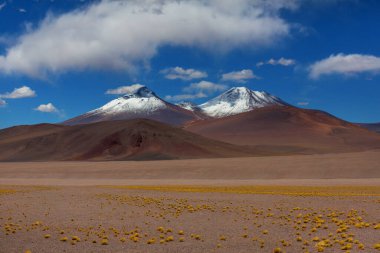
1,86,379,161
64,86,288,125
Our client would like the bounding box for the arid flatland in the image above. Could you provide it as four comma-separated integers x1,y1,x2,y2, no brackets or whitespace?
1,151,380,252
1,184,380,253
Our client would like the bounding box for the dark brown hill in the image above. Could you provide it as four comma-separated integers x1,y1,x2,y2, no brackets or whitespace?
0,119,258,161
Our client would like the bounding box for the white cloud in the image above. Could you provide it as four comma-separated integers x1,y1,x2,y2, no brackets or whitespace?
106,84,144,95
166,80,227,102
184,80,227,93
161,67,207,81
0,86,36,99
221,69,258,83
277,58,296,66
18,8,26,13
0,0,295,78
309,53,380,79
165,92,207,102
34,103,58,113
257,57,295,67
0,99,6,106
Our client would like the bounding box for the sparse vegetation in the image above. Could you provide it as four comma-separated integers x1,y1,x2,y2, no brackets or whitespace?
1,185,379,252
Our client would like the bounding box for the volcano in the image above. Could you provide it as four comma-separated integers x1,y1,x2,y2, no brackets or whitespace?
64,86,201,126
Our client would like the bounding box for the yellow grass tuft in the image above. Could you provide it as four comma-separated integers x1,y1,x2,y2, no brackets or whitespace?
60,236,68,242
0,189,17,195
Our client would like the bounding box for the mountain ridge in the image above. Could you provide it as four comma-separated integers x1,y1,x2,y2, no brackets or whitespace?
64,86,289,125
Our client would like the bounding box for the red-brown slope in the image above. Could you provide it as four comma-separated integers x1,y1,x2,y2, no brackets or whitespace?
0,119,259,161
184,106,380,153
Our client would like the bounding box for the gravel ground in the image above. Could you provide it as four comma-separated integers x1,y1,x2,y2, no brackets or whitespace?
1,185,379,253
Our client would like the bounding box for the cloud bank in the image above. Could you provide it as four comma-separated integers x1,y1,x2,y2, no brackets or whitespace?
309,53,380,79
0,0,295,78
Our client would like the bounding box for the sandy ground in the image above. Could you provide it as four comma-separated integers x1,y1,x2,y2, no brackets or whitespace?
0,150,380,183
1,151,380,253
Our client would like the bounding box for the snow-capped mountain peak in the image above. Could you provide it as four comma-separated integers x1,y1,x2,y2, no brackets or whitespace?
122,85,157,99
199,87,286,118
63,85,200,126
93,86,166,115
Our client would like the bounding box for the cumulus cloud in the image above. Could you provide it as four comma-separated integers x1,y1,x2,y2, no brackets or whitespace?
106,84,145,95
257,57,295,67
184,81,227,93
309,53,380,79
34,103,58,113
166,80,227,102
221,69,258,83
161,67,207,81
0,86,36,99
0,99,6,106
0,0,295,78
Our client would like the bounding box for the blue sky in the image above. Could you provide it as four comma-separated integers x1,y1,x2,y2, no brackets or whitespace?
0,0,379,129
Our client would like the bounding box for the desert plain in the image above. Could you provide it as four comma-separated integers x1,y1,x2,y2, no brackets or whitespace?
1,151,380,253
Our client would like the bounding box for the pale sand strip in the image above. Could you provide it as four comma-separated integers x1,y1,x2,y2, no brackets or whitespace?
0,151,379,186
1,178,380,186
